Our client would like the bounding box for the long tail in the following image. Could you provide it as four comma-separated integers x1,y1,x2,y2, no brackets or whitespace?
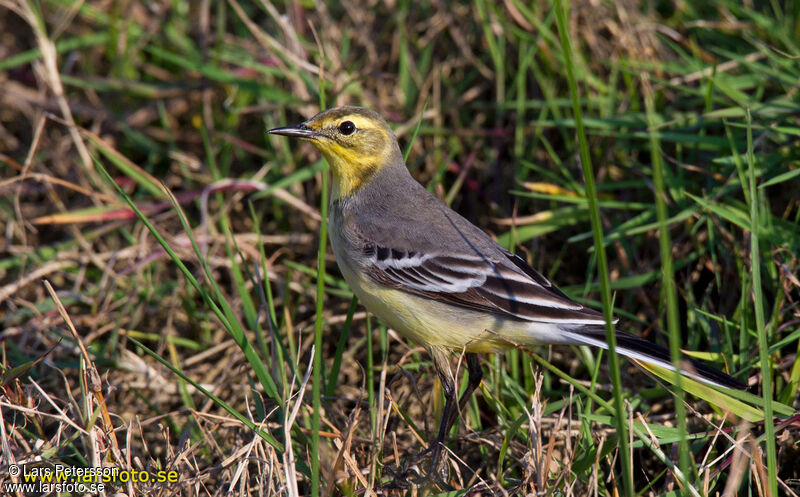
564,326,746,390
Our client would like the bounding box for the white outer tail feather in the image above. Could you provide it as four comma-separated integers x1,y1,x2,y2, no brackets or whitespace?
563,330,734,389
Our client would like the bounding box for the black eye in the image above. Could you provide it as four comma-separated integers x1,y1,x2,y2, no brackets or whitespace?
338,121,356,135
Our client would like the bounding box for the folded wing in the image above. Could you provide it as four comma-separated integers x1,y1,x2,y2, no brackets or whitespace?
360,241,607,325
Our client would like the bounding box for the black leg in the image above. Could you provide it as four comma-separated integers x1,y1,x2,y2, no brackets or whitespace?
427,350,483,474
389,351,484,489
426,348,456,473
458,353,483,412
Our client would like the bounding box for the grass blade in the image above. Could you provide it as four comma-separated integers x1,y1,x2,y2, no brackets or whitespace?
554,1,633,494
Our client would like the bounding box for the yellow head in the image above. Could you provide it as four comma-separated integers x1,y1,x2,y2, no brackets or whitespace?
268,106,402,199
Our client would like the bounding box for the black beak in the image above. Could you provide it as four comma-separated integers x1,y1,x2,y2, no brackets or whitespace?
267,123,318,139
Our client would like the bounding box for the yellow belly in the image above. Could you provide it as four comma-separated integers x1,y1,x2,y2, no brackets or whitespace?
351,276,515,352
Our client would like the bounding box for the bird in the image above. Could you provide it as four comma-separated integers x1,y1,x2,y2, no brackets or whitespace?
267,105,745,473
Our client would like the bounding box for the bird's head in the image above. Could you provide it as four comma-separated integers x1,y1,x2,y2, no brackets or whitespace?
268,106,402,199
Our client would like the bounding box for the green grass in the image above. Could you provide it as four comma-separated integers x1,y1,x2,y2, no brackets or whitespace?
554,1,633,494
1,0,799,495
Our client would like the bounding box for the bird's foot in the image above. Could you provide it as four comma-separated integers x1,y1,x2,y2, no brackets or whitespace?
379,468,452,494
381,442,452,491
